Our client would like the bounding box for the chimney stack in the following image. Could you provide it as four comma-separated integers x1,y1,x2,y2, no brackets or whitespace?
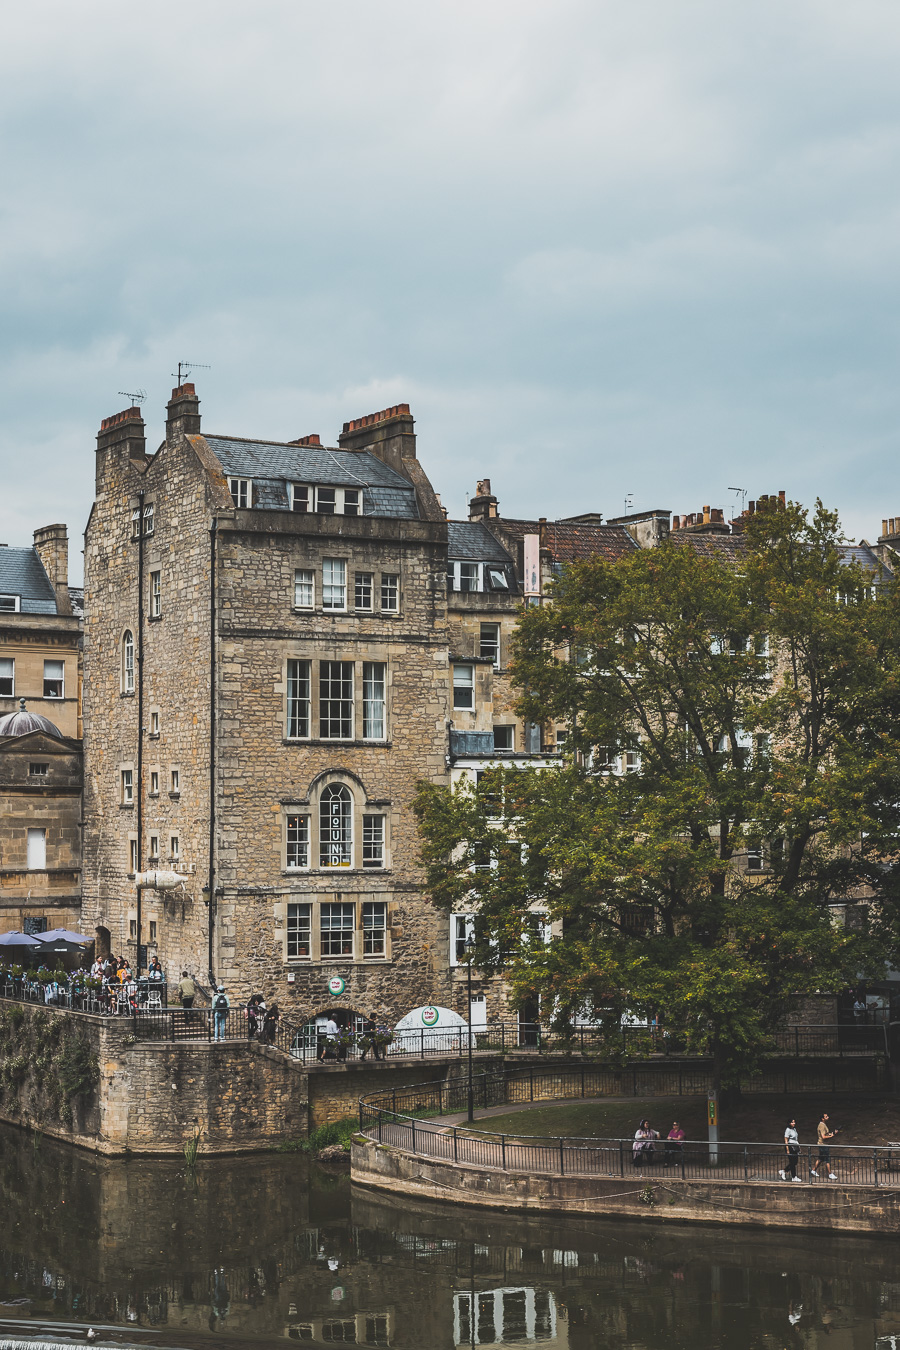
166,383,201,441
468,478,499,522
32,524,71,616
288,434,321,446
95,405,147,494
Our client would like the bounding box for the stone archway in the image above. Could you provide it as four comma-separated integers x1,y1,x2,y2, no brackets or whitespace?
95,925,111,960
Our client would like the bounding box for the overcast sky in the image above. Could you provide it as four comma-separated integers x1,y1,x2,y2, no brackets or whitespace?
2,0,900,578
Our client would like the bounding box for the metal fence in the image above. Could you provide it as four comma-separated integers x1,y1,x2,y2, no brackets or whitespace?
0,977,169,1014
357,1069,900,1187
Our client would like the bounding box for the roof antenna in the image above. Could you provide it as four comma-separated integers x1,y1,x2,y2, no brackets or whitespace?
118,389,146,408
624,493,633,515
172,361,210,385
728,486,747,515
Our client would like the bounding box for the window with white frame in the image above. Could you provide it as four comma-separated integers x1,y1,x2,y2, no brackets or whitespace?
143,501,155,536
493,725,514,751
0,595,20,613
320,783,353,867
355,572,373,610
148,833,159,861
0,658,13,697
286,814,309,869
287,659,311,739
294,569,315,609
453,663,474,709
170,834,180,860
149,770,159,795
291,485,360,515
623,740,642,772
27,828,46,870
43,660,64,699
229,478,251,509
380,574,399,612
451,913,475,965
150,570,161,618
170,768,180,794
149,710,159,736
131,506,141,540
362,901,387,956
287,902,312,958
122,631,135,693
322,558,347,610
448,561,482,592
121,769,133,805
363,815,385,868
362,662,385,739
320,661,353,739
320,901,354,955
129,839,138,874
480,623,500,667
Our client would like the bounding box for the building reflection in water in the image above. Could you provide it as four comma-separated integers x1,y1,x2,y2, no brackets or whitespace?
3,1123,900,1348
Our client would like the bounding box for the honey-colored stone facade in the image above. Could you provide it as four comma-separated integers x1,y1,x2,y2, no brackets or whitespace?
82,391,456,1031
0,729,82,933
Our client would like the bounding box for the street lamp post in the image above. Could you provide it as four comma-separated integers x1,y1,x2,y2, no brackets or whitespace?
465,935,475,1123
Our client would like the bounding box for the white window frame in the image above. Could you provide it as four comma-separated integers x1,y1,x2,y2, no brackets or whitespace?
43,659,64,699
322,558,347,611
149,710,160,736
149,570,161,618
286,659,311,739
148,833,160,862
121,768,133,805
290,484,361,516
169,834,180,861
449,561,483,593
450,913,475,967
453,663,475,710
362,900,387,957
380,573,399,613
480,623,501,668
143,501,155,536
362,815,385,868
122,631,135,694
286,814,310,870
294,568,315,609
319,661,354,740
493,725,515,751
0,595,20,613
355,572,374,611
286,901,312,958
129,838,138,874
170,768,180,795
0,657,14,697
362,662,386,740
229,477,252,509
320,900,355,954
149,770,159,796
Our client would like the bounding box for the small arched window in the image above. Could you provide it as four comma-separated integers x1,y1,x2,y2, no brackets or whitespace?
320,783,352,868
122,631,134,693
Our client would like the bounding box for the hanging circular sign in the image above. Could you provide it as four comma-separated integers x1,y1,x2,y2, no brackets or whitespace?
421,1005,440,1027
327,975,346,997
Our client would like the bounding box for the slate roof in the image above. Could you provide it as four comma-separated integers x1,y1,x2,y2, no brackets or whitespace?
497,518,638,563
668,532,749,562
0,547,57,615
204,436,419,519
447,522,515,564
69,588,84,619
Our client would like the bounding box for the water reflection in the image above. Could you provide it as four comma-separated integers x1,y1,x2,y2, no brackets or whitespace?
0,1122,899,1349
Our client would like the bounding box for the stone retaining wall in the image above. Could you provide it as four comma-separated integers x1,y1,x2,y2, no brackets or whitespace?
351,1134,900,1234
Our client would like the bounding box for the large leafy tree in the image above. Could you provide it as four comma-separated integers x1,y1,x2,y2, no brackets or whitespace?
416,501,900,1087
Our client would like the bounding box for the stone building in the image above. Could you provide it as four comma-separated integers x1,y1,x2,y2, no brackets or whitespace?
0,526,83,935
82,389,453,1035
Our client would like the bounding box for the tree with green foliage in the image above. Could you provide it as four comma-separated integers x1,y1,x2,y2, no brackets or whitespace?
415,500,900,1087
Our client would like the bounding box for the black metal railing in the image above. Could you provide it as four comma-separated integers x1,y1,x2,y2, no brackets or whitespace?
0,976,169,1014
357,1069,900,1187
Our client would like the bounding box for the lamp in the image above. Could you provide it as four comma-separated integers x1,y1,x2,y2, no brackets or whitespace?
465,934,475,1123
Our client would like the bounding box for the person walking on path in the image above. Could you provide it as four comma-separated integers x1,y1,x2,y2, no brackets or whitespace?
810,1113,838,1180
317,1016,340,1061
632,1119,658,1167
246,993,263,1041
179,972,196,1009
213,985,230,1041
664,1121,686,1167
262,1002,280,1046
780,1118,802,1181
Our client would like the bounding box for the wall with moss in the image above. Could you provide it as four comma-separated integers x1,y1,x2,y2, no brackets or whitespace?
0,1000,101,1141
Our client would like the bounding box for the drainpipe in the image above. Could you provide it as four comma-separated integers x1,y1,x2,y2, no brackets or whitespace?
136,490,145,974
207,518,217,986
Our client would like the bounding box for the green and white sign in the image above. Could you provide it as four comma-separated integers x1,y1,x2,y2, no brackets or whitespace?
421,1005,439,1026
327,974,346,997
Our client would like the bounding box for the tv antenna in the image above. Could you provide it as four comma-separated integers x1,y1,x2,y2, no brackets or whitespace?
624,493,633,515
118,388,146,407
728,486,747,515
172,360,210,385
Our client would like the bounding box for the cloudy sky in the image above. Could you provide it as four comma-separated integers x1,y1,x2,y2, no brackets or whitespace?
2,0,900,576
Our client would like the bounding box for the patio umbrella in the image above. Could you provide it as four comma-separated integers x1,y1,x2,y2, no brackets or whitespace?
36,929,91,945
0,931,43,947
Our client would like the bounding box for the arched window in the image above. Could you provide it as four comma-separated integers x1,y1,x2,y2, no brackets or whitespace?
122,631,135,693
319,784,352,868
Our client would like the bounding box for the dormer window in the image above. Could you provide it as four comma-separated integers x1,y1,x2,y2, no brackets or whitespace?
229,478,252,509
448,562,482,593
0,595,20,613
486,566,510,590
290,485,361,516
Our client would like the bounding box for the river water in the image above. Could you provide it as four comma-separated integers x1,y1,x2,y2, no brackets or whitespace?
1,1123,899,1350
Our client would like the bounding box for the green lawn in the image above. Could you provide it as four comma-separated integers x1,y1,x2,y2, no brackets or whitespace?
469,1095,900,1146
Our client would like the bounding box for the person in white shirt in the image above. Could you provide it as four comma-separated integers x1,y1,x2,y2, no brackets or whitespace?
317,1016,340,1062
780,1118,802,1180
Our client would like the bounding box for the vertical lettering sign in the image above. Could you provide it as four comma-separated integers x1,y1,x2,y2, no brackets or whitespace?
523,533,541,599
327,792,344,866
